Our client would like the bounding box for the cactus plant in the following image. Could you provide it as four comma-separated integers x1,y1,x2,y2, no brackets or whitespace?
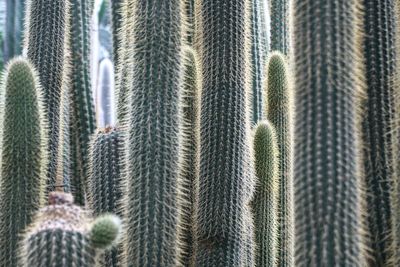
0,58,47,266
264,52,294,266
270,0,290,54
21,192,121,267
251,121,278,267
194,0,255,266
25,0,69,192
184,0,195,44
120,1,183,266
178,46,200,266
111,0,123,63
293,0,365,266
96,58,116,128
88,127,124,266
4,0,25,62
361,1,397,265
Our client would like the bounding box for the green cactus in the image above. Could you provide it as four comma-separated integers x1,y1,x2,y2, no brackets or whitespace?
25,0,69,192
361,1,397,265
111,0,123,63
88,127,123,266
184,0,195,44
194,0,255,266
120,1,183,266
0,58,47,266
250,0,269,123
270,0,290,54
21,192,121,267
4,0,26,61
251,121,278,267
293,0,364,266
264,52,294,266
178,46,200,266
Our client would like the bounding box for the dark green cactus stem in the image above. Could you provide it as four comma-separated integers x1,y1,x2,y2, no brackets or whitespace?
264,52,294,266
4,0,25,61
361,1,397,265
0,58,47,266
184,0,195,44
179,46,200,266
111,0,123,63
293,0,364,266
89,127,123,267
69,0,96,205
21,192,121,267
121,1,183,266
25,0,69,192
195,0,255,266
270,0,290,54
251,121,278,267
250,0,269,123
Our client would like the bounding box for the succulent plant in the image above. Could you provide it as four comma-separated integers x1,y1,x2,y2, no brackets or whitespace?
96,58,116,128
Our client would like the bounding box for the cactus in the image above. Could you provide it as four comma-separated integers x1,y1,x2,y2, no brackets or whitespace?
361,1,397,265
250,0,269,123
88,127,124,266
120,1,183,266
178,46,200,266
96,58,116,128
251,121,278,267
25,0,69,192
184,0,195,44
4,0,25,61
111,0,123,63
270,0,289,54
293,0,365,266
0,58,47,266
264,52,294,266
194,0,255,266
21,192,121,267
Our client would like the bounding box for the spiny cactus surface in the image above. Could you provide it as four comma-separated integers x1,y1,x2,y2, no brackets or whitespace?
4,0,25,61
270,0,290,54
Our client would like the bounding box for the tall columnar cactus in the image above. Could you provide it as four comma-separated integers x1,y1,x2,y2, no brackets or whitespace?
194,0,255,266
0,58,47,266
361,1,397,265
178,46,200,266
96,58,116,128
21,192,121,267
25,0,69,192
250,0,269,123
69,0,97,205
184,0,195,44
293,0,365,266
88,127,123,267
4,0,25,61
264,52,294,266
111,0,123,63
251,121,278,267
121,1,183,266
270,0,290,54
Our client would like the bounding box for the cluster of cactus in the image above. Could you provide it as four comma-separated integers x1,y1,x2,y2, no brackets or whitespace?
1,0,400,266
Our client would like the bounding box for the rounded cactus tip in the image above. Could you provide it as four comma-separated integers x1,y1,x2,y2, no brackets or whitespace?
48,191,74,205
90,214,122,249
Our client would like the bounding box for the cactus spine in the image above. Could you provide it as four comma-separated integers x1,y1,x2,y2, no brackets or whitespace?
21,192,121,267
194,0,255,266
25,0,69,192
96,58,116,128
111,0,123,63
178,46,200,266
264,52,294,266
270,0,290,54
121,1,183,266
0,58,47,266
4,0,25,61
89,127,123,266
293,0,364,266
251,121,278,267
361,1,397,265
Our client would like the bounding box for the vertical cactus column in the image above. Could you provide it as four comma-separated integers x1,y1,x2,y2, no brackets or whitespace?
293,0,364,266
89,127,124,267
0,58,47,266
251,121,279,267
270,0,290,54
184,0,195,44
96,58,116,128
195,0,255,266
25,0,69,192
121,1,183,266
178,46,200,266
264,52,294,266
111,0,123,63
361,1,397,265
21,192,121,267
69,0,97,205
4,0,26,61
